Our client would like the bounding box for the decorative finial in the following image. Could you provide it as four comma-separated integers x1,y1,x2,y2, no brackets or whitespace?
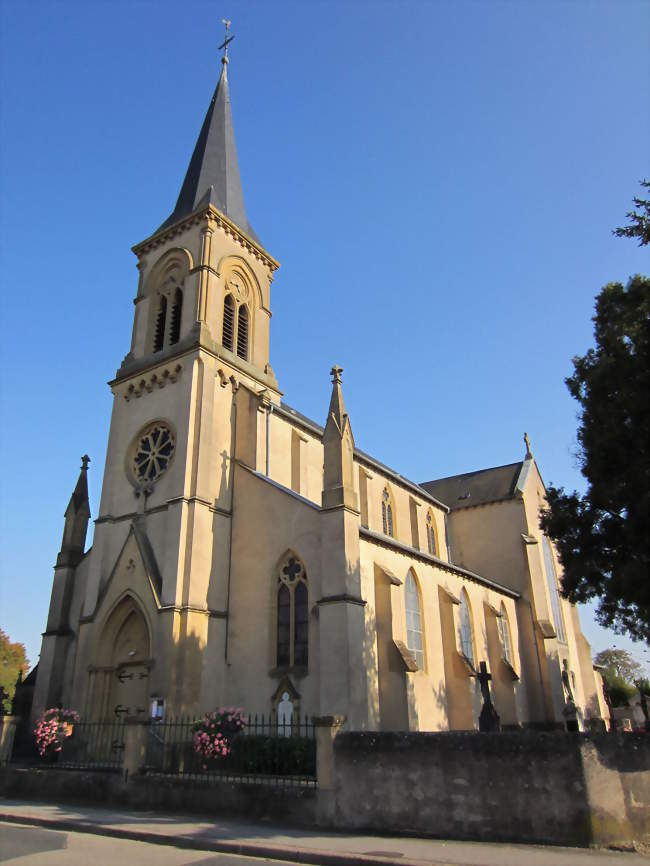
219,18,235,66
523,432,532,459
330,364,343,385
81,454,90,471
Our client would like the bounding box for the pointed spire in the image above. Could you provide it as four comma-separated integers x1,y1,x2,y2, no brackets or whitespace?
327,365,348,433
66,454,90,516
323,365,358,511
58,455,91,568
157,49,257,241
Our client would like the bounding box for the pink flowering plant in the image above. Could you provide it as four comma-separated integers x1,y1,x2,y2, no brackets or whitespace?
192,707,246,769
34,707,80,758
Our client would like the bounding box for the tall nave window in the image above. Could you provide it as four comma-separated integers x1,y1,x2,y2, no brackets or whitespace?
459,590,475,667
405,570,425,670
277,553,308,668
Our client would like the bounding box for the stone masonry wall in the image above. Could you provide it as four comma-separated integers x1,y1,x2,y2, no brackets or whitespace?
326,731,649,846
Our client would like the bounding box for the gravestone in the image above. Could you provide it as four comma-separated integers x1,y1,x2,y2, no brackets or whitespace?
477,661,501,732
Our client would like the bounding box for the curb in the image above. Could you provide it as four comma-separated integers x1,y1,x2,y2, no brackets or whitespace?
0,813,434,866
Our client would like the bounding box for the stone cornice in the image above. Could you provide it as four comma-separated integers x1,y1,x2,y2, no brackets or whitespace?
131,205,280,274
359,526,520,599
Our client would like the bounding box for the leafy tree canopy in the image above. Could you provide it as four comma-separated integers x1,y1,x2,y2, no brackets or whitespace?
594,648,642,683
613,179,650,246
0,628,29,713
540,273,650,642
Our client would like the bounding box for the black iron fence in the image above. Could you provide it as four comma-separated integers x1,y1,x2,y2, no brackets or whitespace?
145,712,316,787
40,719,126,771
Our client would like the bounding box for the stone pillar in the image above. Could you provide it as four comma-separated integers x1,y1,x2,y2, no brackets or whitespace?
319,367,370,728
314,715,344,827
122,718,150,780
0,716,18,764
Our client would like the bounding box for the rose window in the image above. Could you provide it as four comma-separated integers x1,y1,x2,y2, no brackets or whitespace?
131,424,175,483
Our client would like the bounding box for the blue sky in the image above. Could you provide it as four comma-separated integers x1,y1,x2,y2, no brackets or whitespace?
0,0,648,673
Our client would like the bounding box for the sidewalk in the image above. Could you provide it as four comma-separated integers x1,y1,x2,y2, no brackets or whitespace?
0,800,647,866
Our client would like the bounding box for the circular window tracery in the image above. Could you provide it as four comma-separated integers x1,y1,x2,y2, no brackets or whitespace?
131,423,175,485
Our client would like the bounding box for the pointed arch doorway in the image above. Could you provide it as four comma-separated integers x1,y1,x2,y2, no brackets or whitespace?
88,595,152,721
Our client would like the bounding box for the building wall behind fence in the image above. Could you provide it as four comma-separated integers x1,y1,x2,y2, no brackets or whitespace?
326,731,650,847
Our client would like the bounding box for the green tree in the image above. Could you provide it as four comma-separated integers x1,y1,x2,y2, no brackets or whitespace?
540,274,650,642
0,628,29,713
594,648,642,682
613,179,650,245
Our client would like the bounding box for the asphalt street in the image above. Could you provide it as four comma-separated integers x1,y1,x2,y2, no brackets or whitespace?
0,823,297,866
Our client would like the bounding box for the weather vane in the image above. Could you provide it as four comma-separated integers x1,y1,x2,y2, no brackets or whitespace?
219,18,235,63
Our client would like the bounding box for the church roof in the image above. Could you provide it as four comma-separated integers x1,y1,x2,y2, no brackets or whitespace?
156,60,258,242
420,462,525,510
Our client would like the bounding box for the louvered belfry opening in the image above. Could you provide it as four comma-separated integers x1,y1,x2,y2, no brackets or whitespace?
153,295,167,352
169,288,183,345
237,305,249,360
222,294,235,351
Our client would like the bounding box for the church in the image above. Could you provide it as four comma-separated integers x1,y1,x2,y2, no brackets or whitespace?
32,47,610,734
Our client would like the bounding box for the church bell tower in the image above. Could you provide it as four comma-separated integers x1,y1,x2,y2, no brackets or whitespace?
42,40,282,720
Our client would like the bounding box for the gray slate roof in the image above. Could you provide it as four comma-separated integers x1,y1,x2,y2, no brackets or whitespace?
157,62,258,242
420,462,524,510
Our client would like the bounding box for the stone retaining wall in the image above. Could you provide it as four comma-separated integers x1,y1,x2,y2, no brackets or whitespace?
1,731,648,848
324,731,650,847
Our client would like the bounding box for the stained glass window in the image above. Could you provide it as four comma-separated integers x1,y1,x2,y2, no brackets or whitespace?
132,423,175,484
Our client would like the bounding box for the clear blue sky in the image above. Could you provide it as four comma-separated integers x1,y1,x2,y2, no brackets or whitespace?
0,0,648,674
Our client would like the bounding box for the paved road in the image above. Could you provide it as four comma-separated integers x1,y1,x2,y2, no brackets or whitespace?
0,823,295,866
1,801,648,866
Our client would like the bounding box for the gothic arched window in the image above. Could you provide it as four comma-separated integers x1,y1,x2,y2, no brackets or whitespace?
236,304,249,360
459,590,475,667
153,295,167,352
497,602,513,665
277,554,308,668
169,288,183,345
222,294,235,351
381,488,394,538
405,570,425,670
426,511,437,556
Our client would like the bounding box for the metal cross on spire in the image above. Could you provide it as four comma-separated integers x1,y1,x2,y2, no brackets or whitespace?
219,18,235,64
330,364,343,385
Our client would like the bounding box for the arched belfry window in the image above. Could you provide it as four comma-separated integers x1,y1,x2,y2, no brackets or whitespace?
497,603,513,665
222,294,235,351
153,295,167,353
405,570,425,670
381,488,394,538
237,304,249,359
426,511,437,556
169,288,183,346
459,590,475,667
277,553,308,669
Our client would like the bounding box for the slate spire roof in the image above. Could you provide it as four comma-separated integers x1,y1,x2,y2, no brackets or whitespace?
157,58,258,241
